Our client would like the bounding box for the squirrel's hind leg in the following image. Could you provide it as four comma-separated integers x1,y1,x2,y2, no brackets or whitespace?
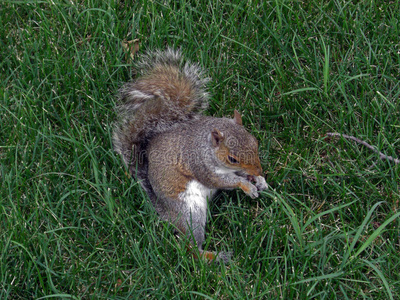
177,180,231,263
175,180,208,254
179,218,232,264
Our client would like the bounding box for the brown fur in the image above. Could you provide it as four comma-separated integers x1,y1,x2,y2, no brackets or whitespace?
113,49,268,263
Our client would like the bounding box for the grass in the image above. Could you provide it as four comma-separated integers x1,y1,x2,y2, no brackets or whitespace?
1,0,400,298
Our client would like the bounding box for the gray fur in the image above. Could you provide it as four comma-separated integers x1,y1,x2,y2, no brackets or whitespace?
112,49,268,263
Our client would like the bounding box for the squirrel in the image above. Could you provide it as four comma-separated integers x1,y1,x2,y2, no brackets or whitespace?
113,48,268,263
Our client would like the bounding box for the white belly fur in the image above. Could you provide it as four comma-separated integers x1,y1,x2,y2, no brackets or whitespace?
179,180,216,213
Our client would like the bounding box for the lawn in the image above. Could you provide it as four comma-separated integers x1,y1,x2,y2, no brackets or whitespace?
1,0,400,299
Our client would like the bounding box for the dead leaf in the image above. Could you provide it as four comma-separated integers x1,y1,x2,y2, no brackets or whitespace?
115,278,122,288
122,39,140,63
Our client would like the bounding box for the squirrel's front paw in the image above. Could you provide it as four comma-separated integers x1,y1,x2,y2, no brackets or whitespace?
239,182,259,199
254,176,268,191
215,251,233,264
248,184,259,198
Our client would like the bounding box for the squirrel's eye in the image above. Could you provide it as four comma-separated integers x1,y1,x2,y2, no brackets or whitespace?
228,155,239,164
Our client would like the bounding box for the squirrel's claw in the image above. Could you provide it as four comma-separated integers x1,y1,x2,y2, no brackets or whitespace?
246,183,259,199
241,175,267,197
215,251,233,264
254,176,268,191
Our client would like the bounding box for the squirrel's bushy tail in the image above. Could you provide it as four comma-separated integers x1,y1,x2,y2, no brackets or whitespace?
113,48,209,175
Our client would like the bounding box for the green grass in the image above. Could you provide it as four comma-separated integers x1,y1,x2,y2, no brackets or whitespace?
1,0,400,298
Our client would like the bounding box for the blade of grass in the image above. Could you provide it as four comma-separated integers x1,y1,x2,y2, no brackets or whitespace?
354,211,400,259
341,201,384,267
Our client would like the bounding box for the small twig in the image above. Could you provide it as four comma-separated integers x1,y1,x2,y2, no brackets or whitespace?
326,132,400,165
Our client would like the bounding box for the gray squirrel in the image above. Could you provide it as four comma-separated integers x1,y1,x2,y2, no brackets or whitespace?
113,49,268,262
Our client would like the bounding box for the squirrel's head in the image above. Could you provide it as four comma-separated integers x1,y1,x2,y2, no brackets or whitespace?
211,110,263,177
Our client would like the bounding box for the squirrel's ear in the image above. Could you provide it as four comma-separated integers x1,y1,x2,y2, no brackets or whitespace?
211,129,224,147
233,110,243,125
